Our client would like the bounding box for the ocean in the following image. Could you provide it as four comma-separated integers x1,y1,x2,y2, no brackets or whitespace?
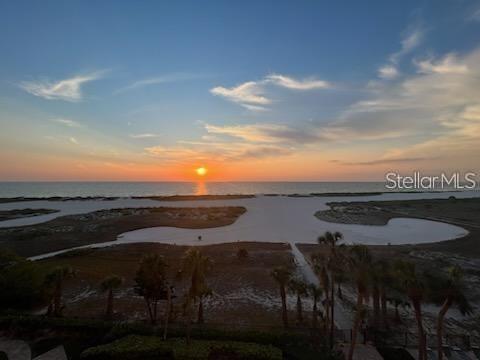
0,181,465,198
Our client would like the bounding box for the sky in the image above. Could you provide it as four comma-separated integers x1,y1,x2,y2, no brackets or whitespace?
1,0,480,181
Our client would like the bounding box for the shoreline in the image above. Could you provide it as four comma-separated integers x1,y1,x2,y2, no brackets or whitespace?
0,189,473,204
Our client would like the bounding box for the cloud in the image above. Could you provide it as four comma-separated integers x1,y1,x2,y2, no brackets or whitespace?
115,73,204,94
328,47,480,170
144,141,292,163
377,25,424,80
129,133,160,139
210,81,270,110
210,73,330,110
390,27,424,64
414,53,469,74
265,74,330,90
20,71,104,101
69,137,79,145
51,118,83,128
335,156,437,166
204,123,324,144
468,7,480,22
378,65,399,79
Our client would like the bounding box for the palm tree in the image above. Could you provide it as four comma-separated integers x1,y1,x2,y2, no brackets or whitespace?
347,245,372,360
318,231,344,347
163,284,173,340
308,284,323,328
365,259,393,331
426,265,472,360
197,287,213,324
312,255,330,332
289,278,308,324
100,275,123,320
180,248,213,324
44,266,75,317
387,294,410,324
394,260,427,360
271,266,292,328
376,260,392,329
134,254,168,324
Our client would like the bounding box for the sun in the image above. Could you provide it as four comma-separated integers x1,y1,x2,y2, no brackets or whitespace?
196,167,207,176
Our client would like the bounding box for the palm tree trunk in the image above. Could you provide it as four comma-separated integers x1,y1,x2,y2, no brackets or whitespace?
145,298,154,324
163,286,171,340
412,299,426,360
312,296,318,329
437,297,452,360
105,289,113,319
296,294,303,324
54,282,62,317
373,284,380,328
348,293,364,360
153,300,158,325
186,300,193,346
330,277,335,348
280,285,288,328
46,299,54,316
197,296,204,324
380,287,388,328
394,304,401,323
323,290,330,333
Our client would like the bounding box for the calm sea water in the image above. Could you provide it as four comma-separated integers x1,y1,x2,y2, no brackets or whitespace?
0,181,463,198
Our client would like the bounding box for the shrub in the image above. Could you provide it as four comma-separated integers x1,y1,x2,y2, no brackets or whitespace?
80,336,173,359
0,251,48,309
236,248,249,260
80,335,283,360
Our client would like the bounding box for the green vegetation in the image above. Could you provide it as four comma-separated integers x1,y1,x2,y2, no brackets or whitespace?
100,275,123,320
134,254,169,325
270,266,292,328
80,335,283,360
0,250,47,309
308,232,474,360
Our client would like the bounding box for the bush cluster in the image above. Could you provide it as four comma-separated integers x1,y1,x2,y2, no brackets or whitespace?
80,335,283,360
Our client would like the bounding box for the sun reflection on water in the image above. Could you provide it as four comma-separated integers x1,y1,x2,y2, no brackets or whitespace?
194,181,208,195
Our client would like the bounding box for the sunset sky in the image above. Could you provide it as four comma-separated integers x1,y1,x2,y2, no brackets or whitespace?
1,0,480,181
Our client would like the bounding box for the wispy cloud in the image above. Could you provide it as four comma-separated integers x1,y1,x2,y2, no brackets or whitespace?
468,7,480,22
331,47,480,169
390,27,423,64
210,81,271,110
129,133,160,139
378,65,399,79
334,156,437,166
145,141,292,163
51,118,83,128
69,137,79,145
377,24,424,80
115,73,205,94
210,73,330,111
205,123,323,144
414,53,469,74
20,71,105,101
265,74,330,90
